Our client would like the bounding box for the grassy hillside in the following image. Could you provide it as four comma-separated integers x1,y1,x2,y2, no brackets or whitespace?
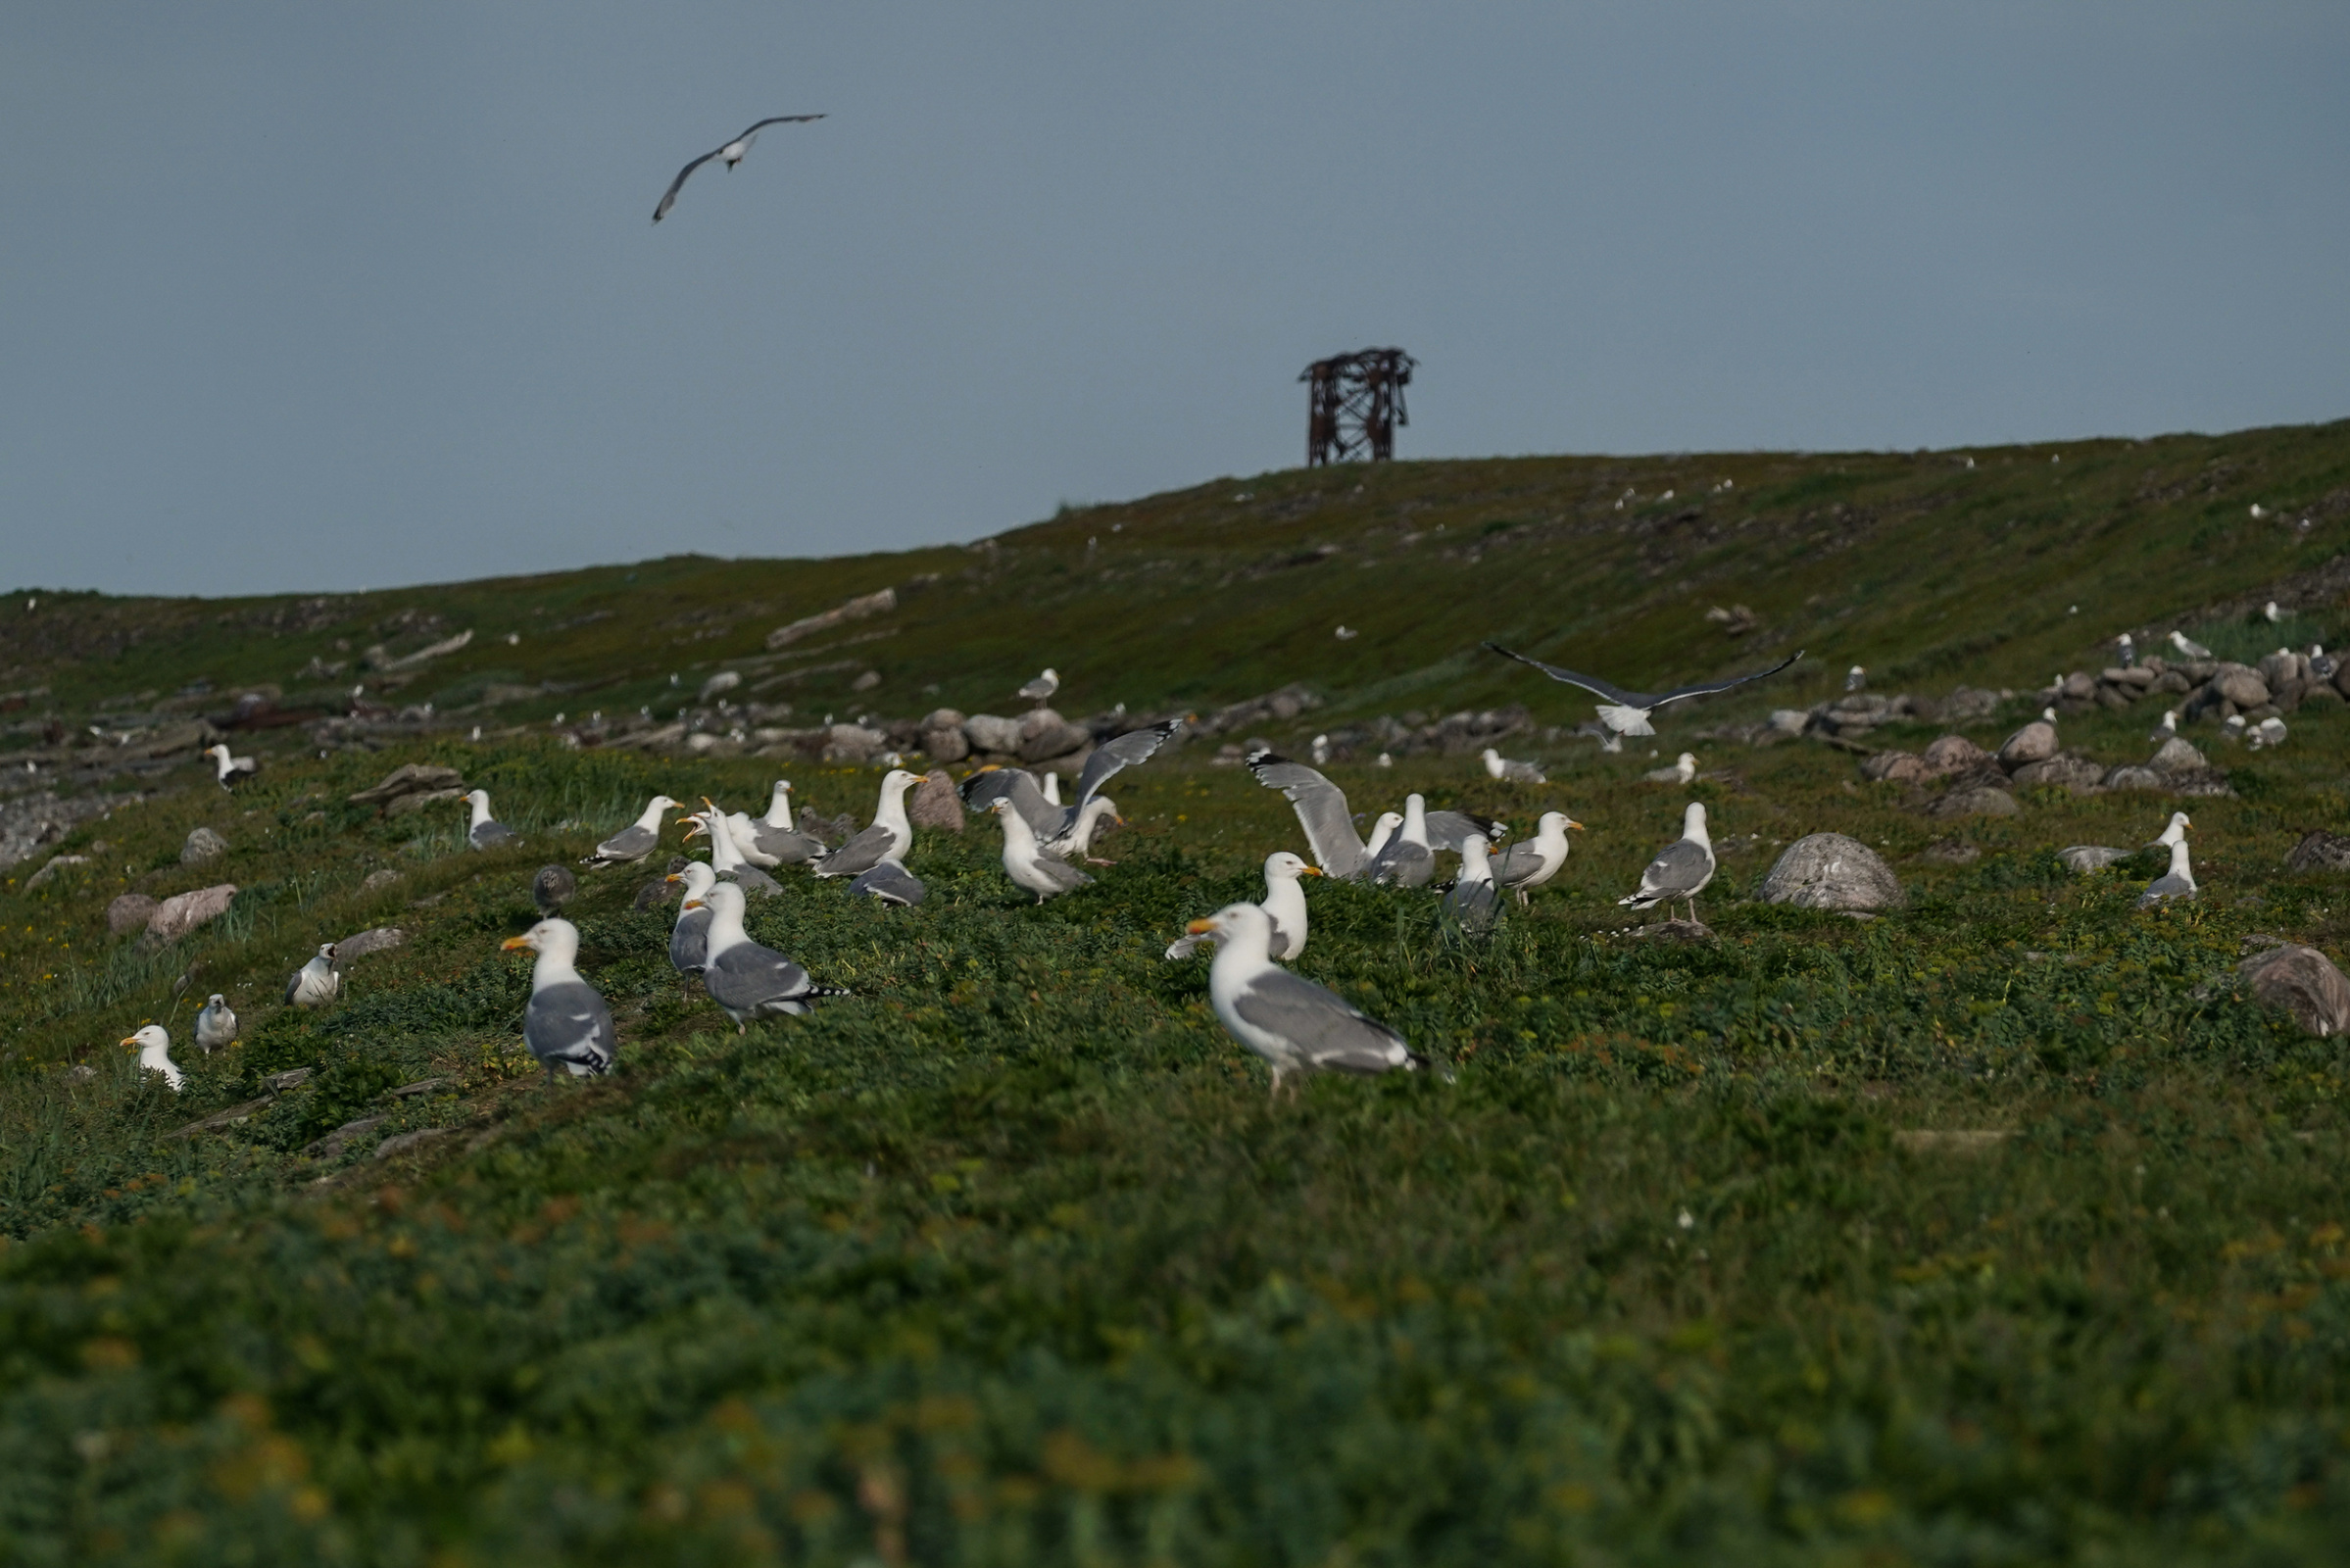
6,423,2350,1563
8,418,2350,739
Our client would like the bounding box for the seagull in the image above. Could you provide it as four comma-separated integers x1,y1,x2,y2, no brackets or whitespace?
1845,665,1867,692
583,796,682,866
1493,810,1582,906
2249,715,2288,750
1016,668,1060,708
1042,772,1062,807
193,993,237,1053
808,770,921,879
848,859,926,906
1245,752,1493,879
1183,903,1426,1098
1481,747,1545,784
1335,625,1358,640
462,790,520,852
2150,710,2178,742
1167,852,1320,961
986,798,1094,903
1440,834,1500,935
2118,634,2136,668
1571,720,1624,754
1053,797,1123,863
532,864,576,918
2137,836,2197,908
681,807,782,896
687,881,851,1030
1643,752,1698,786
1376,752,1394,767
2316,645,2339,680
2219,714,2248,744
2152,810,2192,851
742,780,826,865
1310,734,1332,765
1368,793,1439,887
666,862,716,976
285,944,340,1007
1485,643,1804,737
1619,803,1716,924
205,744,258,789
122,1025,182,1092
652,115,826,222
2266,602,2283,623
961,719,1181,856
501,919,618,1082
2170,630,2213,660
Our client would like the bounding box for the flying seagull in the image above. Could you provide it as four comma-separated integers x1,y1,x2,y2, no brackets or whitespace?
1486,644,1804,737
653,116,826,223
961,718,1182,858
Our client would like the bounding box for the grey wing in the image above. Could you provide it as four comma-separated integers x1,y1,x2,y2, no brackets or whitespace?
473,822,520,850
1484,644,1643,705
1074,719,1182,807
962,769,1065,838
1244,752,1368,877
1370,840,1433,888
1651,650,1806,708
849,861,925,906
1442,881,1498,932
591,824,656,862
739,114,826,135
1232,970,1415,1075
1424,809,1498,850
283,970,301,1004
1033,857,1095,894
812,824,893,877
670,906,712,974
708,941,813,1013
1640,839,1714,897
724,864,783,897
750,823,823,864
2138,874,2194,906
654,148,719,221
1265,915,1297,961
526,981,616,1074
1493,842,1546,885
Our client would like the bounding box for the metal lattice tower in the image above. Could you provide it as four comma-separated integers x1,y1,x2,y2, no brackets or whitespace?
1300,348,1415,466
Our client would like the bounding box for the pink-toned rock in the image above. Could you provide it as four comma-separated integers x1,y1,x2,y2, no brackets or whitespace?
1861,751,1930,784
1921,735,1990,775
1996,720,2057,768
107,893,160,936
2238,945,2350,1038
147,884,237,942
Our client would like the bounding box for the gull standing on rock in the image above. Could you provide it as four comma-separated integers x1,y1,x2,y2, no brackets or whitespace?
1485,643,1804,738
1846,665,1867,692
1167,852,1319,960
285,945,340,1007
651,114,826,222
1481,748,1545,784
206,744,258,788
1184,903,1427,1098
501,919,618,1082
809,770,920,879
1494,810,1582,905
986,798,1094,903
667,862,717,976
193,993,237,1053
1619,804,1716,924
689,882,851,1029
462,790,520,852
2118,633,2137,668
122,1025,183,1091
584,796,681,866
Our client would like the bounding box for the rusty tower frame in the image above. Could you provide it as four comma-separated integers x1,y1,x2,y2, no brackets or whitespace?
1300,348,1415,466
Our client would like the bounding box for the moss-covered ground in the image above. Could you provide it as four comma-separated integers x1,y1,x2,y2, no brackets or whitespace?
4,667,2350,1562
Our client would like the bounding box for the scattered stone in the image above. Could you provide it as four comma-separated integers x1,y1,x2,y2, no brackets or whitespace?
1635,917,1712,943
266,1067,314,1092
962,713,1024,755
385,1077,450,1099
336,927,405,963
1922,838,1980,864
146,884,237,942
919,708,970,763
1017,709,1091,764
362,868,403,892
1921,735,1991,774
1929,786,2020,819
1861,751,1930,784
385,787,467,818
302,1115,389,1159
2059,846,2131,872
2238,945,2350,1038
2147,737,2209,774
1756,833,1907,911
107,893,161,936
2010,754,2105,793
2210,665,2270,710
2100,765,2166,791
2287,832,2350,872
178,826,228,864
698,669,743,703
821,723,888,764
908,770,965,832
350,762,465,808
165,1094,275,1140
1996,720,2057,768
372,1127,456,1160
765,586,897,651
24,855,89,889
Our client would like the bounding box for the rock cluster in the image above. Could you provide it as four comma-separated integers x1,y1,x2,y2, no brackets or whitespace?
349,763,468,817
1311,704,1531,762
2062,650,2341,724
1864,726,2230,814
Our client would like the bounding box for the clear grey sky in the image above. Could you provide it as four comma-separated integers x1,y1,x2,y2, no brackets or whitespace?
4,3,2345,596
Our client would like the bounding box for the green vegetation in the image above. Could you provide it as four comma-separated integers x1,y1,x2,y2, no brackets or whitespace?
5,424,2350,1562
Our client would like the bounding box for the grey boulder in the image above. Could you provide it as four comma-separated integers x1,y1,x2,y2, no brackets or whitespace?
1756,833,1907,911
2238,945,2350,1038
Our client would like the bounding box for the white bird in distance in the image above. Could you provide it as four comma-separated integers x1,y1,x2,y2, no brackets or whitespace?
653,116,827,223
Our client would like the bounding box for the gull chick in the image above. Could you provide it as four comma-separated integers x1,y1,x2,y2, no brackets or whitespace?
193,993,237,1054
285,944,340,1007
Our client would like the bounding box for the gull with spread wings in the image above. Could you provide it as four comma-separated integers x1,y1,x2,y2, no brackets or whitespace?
1485,643,1803,737
653,116,826,223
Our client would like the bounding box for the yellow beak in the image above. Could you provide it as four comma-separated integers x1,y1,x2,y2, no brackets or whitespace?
1185,917,1216,936
1299,866,1324,877
1567,819,1586,831
501,935,533,952
681,898,705,911
119,1036,138,1048
664,872,684,884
